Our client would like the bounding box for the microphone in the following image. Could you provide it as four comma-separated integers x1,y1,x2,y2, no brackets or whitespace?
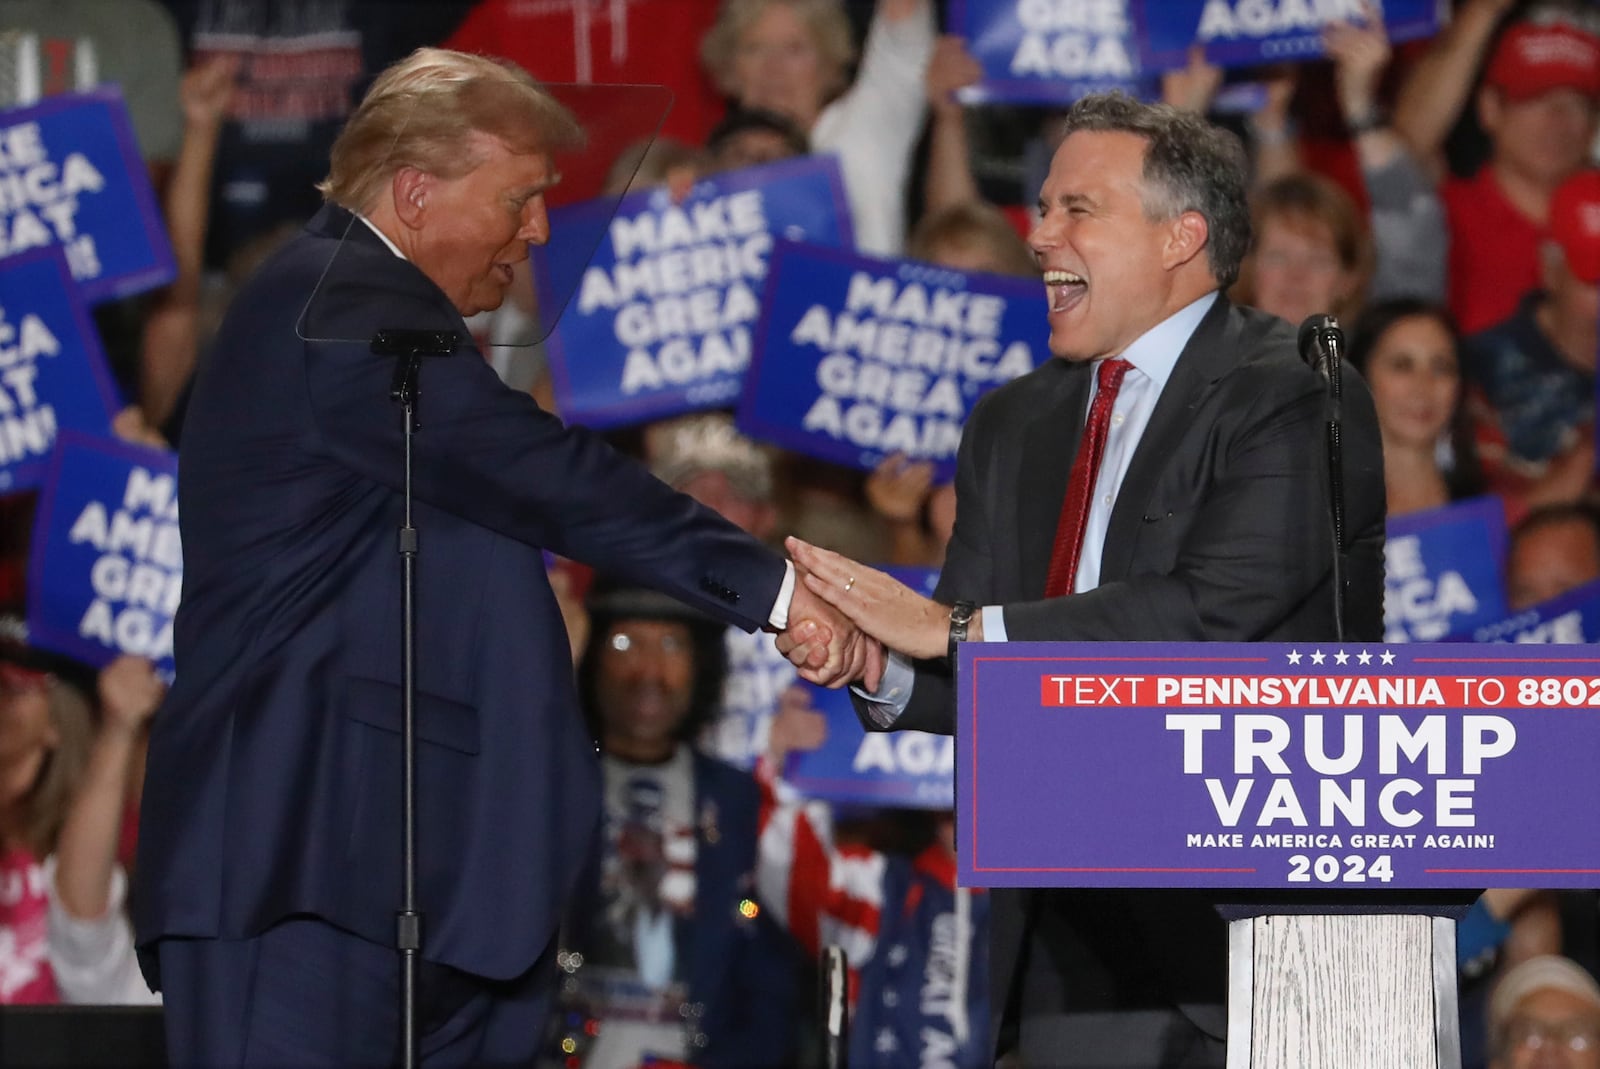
1298,314,1343,379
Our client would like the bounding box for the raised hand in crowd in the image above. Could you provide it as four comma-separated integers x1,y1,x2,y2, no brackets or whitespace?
1159,45,1223,116
1250,64,1302,187
1393,0,1519,171
140,54,240,433
1325,0,1413,178
54,656,164,924
764,684,828,771
111,406,169,451
922,33,985,214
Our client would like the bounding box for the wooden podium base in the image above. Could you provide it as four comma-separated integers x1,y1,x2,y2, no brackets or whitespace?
1226,914,1460,1069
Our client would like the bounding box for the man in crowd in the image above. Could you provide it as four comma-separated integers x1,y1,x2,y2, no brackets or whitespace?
1465,169,1600,507
1397,6,1600,335
1506,501,1600,612
1489,955,1600,1069
555,581,797,1069
783,92,1386,1066
132,48,868,1067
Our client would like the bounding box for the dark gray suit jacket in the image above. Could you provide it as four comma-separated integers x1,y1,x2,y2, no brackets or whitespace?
860,296,1386,1059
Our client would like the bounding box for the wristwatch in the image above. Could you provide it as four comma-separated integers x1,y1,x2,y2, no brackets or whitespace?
948,600,977,663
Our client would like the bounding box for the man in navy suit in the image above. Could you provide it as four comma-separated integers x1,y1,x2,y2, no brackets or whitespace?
556,580,800,1068
783,93,1386,1066
132,47,870,1067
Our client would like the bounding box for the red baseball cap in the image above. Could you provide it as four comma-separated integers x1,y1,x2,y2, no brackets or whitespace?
1484,21,1600,102
1550,169,1600,285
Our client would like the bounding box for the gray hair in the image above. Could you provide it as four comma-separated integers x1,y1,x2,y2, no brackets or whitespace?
1056,92,1252,288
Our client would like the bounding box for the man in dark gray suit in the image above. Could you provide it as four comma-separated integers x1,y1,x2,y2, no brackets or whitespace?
784,93,1386,1067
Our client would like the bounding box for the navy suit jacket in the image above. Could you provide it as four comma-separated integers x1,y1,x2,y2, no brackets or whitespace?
133,205,788,983
855,297,1387,1057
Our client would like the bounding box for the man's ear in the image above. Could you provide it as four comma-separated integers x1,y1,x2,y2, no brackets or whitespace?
392,167,431,229
1163,210,1209,271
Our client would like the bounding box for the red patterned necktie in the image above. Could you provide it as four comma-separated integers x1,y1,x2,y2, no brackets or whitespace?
1043,358,1133,598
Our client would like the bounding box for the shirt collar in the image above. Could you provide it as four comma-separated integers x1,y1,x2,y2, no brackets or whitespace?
1112,290,1218,390
356,213,408,261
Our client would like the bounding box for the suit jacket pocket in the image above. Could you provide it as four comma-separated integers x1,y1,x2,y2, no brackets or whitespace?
342,675,481,754
1130,505,1198,576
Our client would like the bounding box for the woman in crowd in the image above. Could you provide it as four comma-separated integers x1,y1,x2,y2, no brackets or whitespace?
0,647,94,1003
1234,172,1371,332
700,0,934,256
1349,297,1484,516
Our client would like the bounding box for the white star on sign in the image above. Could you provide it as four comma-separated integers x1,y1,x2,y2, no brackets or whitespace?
1381,650,1396,665
1357,650,1373,665
1310,649,1326,665
1334,650,1350,665
1286,649,1302,665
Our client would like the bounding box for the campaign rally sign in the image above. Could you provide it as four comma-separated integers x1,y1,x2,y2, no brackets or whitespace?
0,249,122,493
1454,579,1600,646
959,641,1600,889
949,0,1156,106
708,567,940,773
537,156,853,429
1132,0,1447,72
0,89,176,303
784,683,954,810
28,431,179,678
737,242,1049,480
1384,496,1508,644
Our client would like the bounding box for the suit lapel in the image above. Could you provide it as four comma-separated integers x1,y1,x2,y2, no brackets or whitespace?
1017,361,1093,596
1098,298,1239,582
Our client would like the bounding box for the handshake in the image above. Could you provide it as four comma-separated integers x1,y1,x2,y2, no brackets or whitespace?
773,536,973,692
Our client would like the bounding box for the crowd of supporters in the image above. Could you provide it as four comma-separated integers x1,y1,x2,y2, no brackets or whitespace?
3,1,1599,1066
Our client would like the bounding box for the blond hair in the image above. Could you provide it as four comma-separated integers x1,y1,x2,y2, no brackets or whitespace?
701,0,858,106
17,679,95,858
318,48,585,214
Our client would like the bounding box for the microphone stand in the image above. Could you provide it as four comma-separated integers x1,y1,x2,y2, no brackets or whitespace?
372,326,460,1069
821,945,850,1069
1299,315,1346,644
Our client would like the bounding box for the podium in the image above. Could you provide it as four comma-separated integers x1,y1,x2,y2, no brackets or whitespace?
958,641,1600,1068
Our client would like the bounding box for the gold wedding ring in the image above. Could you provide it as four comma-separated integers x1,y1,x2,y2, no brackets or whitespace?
843,576,856,592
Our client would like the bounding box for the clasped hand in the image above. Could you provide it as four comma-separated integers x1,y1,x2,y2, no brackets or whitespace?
774,536,963,688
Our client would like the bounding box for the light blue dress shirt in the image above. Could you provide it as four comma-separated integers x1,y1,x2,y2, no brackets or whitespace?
862,291,1219,719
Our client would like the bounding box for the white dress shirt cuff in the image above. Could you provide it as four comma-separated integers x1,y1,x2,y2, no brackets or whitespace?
982,605,1008,642
853,650,916,727
768,560,797,630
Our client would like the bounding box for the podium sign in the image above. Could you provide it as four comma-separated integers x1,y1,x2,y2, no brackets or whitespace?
957,642,1600,890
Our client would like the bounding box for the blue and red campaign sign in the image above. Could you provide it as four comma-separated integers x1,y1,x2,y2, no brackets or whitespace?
536,156,853,429
737,242,1049,481
1384,496,1509,644
1132,0,1447,72
28,432,180,679
958,642,1600,890
949,0,1156,106
1455,579,1600,646
0,89,176,303
0,248,122,493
